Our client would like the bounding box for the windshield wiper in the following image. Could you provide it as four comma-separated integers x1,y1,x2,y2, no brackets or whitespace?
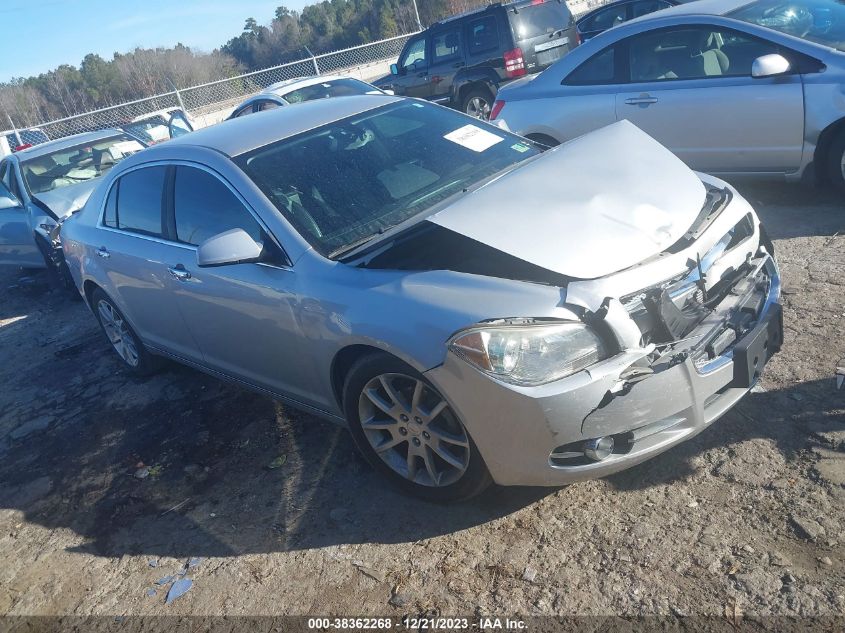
328,233,383,259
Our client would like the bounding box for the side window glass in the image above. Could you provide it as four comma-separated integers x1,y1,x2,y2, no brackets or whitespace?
400,37,427,70
628,27,781,82
235,105,254,118
173,166,262,246
631,0,667,18
564,47,616,84
114,166,166,236
583,5,627,32
259,100,280,111
432,29,462,64
1,162,21,200
468,17,499,55
103,183,118,227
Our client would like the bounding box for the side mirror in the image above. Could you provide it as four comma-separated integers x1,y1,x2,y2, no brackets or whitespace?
751,54,791,78
196,228,264,267
390,63,399,75
168,112,194,139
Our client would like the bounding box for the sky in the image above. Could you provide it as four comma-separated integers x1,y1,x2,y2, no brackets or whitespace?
0,0,309,82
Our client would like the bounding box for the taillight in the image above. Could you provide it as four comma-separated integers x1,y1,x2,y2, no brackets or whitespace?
575,30,582,46
14,143,32,152
503,47,526,78
490,100,506,121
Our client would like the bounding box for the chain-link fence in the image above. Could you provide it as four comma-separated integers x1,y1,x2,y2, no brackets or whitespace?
26,0,611,142
32,32,418,141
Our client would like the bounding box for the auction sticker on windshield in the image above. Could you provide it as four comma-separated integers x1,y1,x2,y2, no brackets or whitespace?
444,124,504,152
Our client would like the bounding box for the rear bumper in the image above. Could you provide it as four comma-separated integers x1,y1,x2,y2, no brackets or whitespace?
425,256,781,487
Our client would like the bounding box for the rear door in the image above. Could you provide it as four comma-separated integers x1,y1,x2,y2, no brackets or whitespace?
0,159,40,267
509,0,576,73
428,26,466,103
96,165,201,361
465,15,506,79
615,25,805,173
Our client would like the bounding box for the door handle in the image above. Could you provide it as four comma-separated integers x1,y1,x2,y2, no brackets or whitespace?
168,265,191,281
625,96,659,105
97,247,110,259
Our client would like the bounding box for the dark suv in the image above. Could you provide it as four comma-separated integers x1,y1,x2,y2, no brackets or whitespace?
374,0,577,119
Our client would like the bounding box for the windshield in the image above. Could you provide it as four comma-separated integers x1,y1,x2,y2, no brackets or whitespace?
21,134,145,194
281,78,380,104
510,1,572,41
238,101,539,257
728,0,845,49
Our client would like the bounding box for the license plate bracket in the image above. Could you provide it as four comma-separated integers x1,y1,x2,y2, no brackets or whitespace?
732,303,783,388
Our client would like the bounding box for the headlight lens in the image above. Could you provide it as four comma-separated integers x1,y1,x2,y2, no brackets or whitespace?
448,322,610,386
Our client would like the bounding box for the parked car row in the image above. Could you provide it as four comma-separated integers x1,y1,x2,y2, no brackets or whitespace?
55,87,782,500
491,0,845,189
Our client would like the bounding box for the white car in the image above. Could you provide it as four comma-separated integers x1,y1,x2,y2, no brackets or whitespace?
226,75,390,119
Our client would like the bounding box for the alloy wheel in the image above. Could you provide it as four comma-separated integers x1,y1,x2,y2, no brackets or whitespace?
466,97,490,120
97,300,139,367
357,373,470,487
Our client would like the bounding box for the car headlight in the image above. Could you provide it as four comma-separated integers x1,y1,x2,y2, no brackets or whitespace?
448,321,610,386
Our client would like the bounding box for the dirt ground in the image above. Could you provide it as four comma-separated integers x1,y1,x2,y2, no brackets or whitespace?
0,181,843,621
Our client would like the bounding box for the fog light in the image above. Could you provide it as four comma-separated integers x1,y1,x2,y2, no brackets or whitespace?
584,436,614,462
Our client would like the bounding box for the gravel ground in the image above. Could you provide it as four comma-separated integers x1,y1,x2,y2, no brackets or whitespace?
0,181,842,621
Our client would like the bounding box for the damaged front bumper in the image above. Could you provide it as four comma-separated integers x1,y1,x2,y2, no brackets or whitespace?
425,254,781,487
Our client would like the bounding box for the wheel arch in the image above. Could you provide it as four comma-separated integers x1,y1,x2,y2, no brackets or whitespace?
813,116,845,184
330,343,436,410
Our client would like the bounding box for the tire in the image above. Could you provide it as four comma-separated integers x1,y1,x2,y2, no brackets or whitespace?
91,288,160,375
525,133,560,151
461,87,494,120
826,128,845,192
342,353,492,502
34,234,77,296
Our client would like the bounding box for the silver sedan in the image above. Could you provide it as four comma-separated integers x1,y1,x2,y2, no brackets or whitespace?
491,0,845,189
62,96,782,500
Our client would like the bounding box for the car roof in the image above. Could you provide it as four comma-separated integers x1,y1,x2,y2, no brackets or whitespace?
13,128,130,160
629,0,753,20
166,94,401,157
435,0,556,25
262,74,359,97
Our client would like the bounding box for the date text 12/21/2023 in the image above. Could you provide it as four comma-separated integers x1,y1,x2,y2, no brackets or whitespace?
306,617,528,630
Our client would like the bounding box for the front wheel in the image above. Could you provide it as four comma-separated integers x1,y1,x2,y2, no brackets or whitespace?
91,288,160,375
461,87,494,120
343,353,492,502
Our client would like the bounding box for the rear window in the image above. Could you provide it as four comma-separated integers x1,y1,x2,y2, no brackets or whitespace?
510,1,572,41
108,166,166,237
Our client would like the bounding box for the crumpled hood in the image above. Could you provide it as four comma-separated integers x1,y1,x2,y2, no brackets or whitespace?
33,179,100,220
428,120,706,279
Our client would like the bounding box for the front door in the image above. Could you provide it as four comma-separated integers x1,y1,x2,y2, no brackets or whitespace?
615,25,805,173
165,165,323,408
0,160,40,267
389,35,433,100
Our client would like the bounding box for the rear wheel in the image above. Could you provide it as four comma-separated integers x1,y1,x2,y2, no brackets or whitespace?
461,87,494,120
343,353,492,502
91,288,160,375
827,128,845,192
